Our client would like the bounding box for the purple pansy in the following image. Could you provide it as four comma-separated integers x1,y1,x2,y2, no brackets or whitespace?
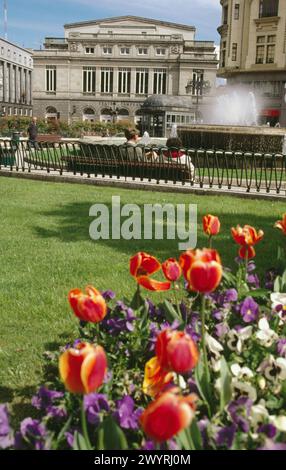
247,273,260,289
277,338,286,358
215,424,237,448
228,397,253,433
240,297,259,323
113,396,142,430
257,424,276,439
258,439,286,450
31,386,64,411
102,301,136,334
214,322,230,338
101,290,116,301
0,405,13,449
84,393,109,425
17,418,48,450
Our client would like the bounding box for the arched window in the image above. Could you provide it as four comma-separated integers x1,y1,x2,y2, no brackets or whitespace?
45,106,58,121
100,108,112,123
83,108,95,122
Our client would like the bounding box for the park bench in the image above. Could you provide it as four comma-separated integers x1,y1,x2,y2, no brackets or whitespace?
61,143,195,182
37,134,62,143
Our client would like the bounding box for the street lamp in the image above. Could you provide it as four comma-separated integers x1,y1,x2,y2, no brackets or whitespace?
185,70,211,123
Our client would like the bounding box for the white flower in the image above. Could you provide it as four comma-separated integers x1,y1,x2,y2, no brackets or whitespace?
231,363,254,380
232,379,257,401
227,326,253,354
257,355,286,382
256,318,278,347
270,292,286,323
211,357,222,373
270,415,286,432
205,333,224,359
251,401,269,427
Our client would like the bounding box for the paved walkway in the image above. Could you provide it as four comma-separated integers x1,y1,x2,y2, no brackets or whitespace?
1,165,285,200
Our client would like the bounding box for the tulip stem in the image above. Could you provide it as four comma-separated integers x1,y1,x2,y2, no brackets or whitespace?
81,399,92,450
209,235,212,249
245,251,248,283
201,294,210,383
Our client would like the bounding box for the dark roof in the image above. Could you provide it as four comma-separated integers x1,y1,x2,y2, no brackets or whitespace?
64,15,195,31
142,95,194,110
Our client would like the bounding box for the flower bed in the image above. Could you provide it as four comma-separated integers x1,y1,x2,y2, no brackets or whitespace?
1,215,286,450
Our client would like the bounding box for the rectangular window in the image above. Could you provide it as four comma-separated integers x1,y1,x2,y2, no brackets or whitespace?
118,68,131,94
221,41,226,67
102,46,112,55
135,68,149,94
234,3,240,19
232,43,238,61
46,66,56,92
138,48,148,55
153,68,167,94
259,0,279,18
82,67,96,94
191,71,204,96
156,48,166,56
85,47,95,54
120,47,130,55
256,45,265,64
266,44,275,63
101,67,113,93
223,5,228,24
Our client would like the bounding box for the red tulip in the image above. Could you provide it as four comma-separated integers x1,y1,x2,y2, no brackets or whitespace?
231,225,264,246
59,342,107,394
274,213,286,235
203,214,220,236
180,248,222,293
156,329,199,374
130,252,171,291
68,286,107,323
140,388,197,442
143,356,174,397
162,258,182,282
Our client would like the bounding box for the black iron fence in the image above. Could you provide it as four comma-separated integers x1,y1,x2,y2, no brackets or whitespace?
0,139,286,195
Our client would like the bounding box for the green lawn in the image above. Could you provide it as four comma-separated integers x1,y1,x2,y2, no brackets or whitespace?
0,176,285,421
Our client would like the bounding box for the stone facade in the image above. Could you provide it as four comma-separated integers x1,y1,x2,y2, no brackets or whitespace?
32,16,218,124
0,37,33,117
217,0,286,126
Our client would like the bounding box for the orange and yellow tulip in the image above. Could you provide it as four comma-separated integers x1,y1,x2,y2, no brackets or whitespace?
143,356,174,398
180,248,222,293
156,329,199,374
274,213,286,235
130,252,171,291
59,342,107,394
203,214,220,237
162,258,182,282
231,225,264,259
140,388,197,442
68,286,107,323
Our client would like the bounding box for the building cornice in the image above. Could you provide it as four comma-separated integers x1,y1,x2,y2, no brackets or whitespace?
64,15,195,32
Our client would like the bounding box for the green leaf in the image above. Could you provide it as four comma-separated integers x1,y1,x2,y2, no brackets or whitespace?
162,299,182,325
244,289,269,299
274,276,281,293
72,431,90,450
176,428,192,450
189,418,203,450
194,355,213,414
97,416,128,450
219,357,232,413
281,269,286,291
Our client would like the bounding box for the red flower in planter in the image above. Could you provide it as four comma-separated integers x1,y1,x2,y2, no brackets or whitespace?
180,248,222,293
231,225,264,259
140,388,197,442
203,214,221,236
274,213,286,235
162,258,182,282
156,329,199,374
68,286,107,323
130,252,170,291
59,342,107,394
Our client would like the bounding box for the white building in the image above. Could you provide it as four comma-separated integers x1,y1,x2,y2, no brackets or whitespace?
32,16,218,124
0,37,33,117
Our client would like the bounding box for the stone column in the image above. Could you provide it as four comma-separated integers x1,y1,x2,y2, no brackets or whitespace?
148,68,154,95
130,67,136,97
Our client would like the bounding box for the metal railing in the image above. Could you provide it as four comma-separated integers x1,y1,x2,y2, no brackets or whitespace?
0,139,285,195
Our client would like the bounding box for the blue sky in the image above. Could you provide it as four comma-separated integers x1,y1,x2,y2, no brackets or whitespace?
3,0,221,49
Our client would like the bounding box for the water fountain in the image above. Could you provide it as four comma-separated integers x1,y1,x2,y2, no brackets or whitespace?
179,87,285,153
